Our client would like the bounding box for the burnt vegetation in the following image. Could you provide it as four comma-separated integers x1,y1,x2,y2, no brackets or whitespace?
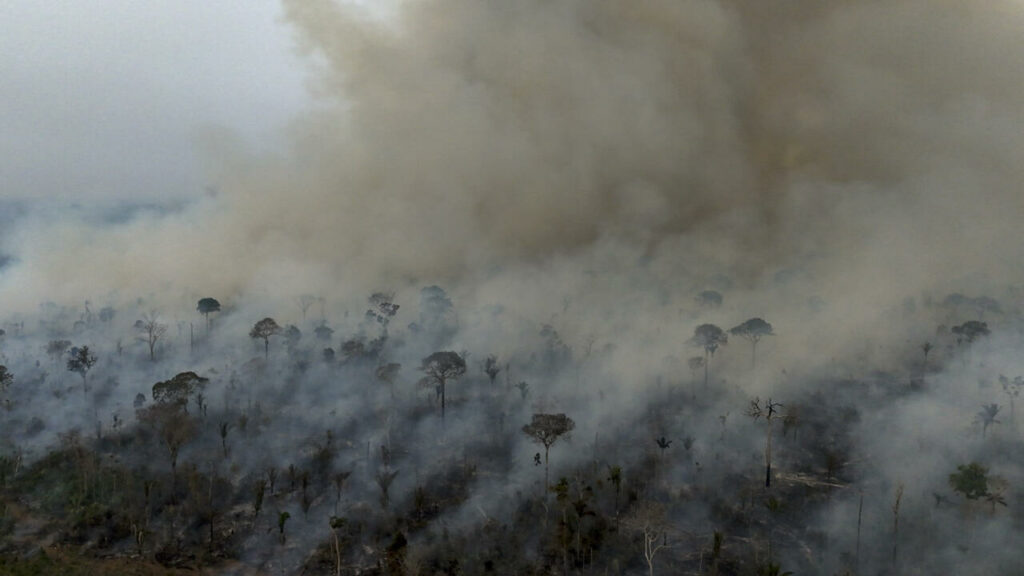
0,285,1023,576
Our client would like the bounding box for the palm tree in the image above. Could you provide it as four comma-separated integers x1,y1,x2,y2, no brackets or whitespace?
975,404,1001,438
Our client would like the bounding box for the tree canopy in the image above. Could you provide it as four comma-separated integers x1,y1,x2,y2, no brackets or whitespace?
729,318,773,343
420,351,466,420
250,317,282,358
952,320,989,344
692,324,728,357
152,371,209,411
949,462,989,500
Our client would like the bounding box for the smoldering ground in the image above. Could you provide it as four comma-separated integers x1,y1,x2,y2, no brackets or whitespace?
1,0,1024,574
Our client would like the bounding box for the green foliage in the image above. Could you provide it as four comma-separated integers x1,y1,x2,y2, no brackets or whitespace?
949,462,989,500
66,346,97,385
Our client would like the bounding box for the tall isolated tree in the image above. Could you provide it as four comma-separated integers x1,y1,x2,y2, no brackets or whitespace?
250,317,282,359
139,313,167,361
691,324,727,388
622,501,677,576
951,320,989,346
522,413,575,491
975,404,1001,438
419,351,466,421
67,346,98,393
483,354,502,387
196,297,221,333
748,397,783,488
296,294,317,322
729,318,773,369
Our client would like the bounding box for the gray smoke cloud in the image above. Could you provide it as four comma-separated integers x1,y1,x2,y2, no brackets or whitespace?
3,3,1024,573
3,0,1022,320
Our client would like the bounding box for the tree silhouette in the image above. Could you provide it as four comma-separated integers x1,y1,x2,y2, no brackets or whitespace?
296,294,317,322
66,345,97,393
951,320,989,347
250,317,282,359
483,355,501,387
522,413,575,491
47,339,71,365
696,290,723,308
729,318,773,369
368,292,400,334
419,351,466,421
515,381,530,400
0,365,12,395
196,298,221,334
376,469,400,509
748,397,783,488
622,501,677,576
314,323,335,342
151,371,208,412
607,465,623,525
949,462,989,500
0,365,12,410
975,403,1001,438
139,313,167,361
691,324,727,388
278,511,291,543
329,516,346,576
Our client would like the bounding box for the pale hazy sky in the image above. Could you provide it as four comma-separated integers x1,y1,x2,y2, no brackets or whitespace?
0,1,311,203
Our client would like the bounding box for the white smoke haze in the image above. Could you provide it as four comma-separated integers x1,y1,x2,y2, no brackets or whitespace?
2,0,1024,574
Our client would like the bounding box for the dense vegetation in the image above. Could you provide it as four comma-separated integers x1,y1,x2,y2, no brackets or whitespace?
1,286,1022,576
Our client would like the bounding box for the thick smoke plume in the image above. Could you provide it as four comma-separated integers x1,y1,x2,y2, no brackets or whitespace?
4,0,1023,317
3,2,1024,574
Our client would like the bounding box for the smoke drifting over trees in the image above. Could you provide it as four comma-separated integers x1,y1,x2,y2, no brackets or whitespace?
2,0,1024,574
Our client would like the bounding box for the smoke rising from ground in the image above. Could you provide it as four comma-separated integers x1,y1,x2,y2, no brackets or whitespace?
2,4,1024,573
3,0,1023,318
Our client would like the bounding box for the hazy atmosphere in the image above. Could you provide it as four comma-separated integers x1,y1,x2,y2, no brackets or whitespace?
2,1,1023,575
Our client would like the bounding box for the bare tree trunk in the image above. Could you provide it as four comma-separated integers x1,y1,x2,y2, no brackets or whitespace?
704,350,710,389
855,491,863,574
544,446,550,493
892,483,904,567
334,530,342,576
